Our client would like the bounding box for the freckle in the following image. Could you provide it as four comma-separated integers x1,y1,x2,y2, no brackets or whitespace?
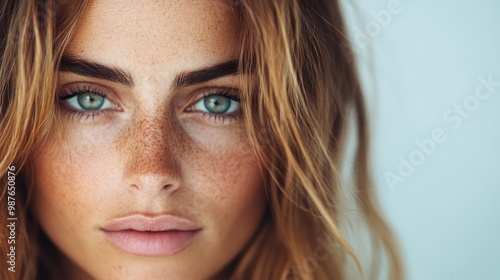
113,108,196,179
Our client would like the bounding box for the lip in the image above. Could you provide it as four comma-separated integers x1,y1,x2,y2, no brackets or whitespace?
101,214,201,257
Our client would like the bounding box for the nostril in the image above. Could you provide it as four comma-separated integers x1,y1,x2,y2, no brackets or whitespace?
125,166,182,196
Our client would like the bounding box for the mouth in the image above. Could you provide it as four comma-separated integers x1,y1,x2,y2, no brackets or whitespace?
101,214,201,257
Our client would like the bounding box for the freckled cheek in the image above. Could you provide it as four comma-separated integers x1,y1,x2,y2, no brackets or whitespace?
32,155,92,241
32,128,122,222
185,124,265,199
196,142,265,219
194,150,266,253
188,128,258,187
65,123,121,156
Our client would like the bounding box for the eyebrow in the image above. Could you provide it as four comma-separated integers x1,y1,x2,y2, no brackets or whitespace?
59,55,239,89
172,60,239,89
60,55,134,87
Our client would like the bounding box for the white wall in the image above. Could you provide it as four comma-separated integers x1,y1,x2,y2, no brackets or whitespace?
342,0,500,279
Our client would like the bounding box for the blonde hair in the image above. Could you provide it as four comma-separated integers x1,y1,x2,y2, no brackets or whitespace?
1,1,86,279
0,1,404,279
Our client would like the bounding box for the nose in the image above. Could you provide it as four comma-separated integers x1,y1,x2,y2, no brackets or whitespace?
122,113,182,196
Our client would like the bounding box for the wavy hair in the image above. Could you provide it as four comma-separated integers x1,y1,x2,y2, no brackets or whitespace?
0,1,404,279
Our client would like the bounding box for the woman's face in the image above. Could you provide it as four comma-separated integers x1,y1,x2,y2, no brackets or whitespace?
31,1,266,279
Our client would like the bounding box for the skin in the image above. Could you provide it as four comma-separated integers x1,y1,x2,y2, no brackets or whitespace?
31,1,267,279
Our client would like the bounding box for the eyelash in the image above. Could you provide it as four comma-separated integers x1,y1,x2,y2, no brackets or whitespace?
57,85,242,124
58,85,112,121
187,88,242,124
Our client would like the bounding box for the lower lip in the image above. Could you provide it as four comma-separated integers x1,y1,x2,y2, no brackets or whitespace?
103,229,200,257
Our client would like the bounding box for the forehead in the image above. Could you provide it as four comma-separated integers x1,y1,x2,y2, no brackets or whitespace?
65,0,239,77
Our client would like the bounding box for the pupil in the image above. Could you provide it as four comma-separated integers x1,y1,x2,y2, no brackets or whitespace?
204,96,230,114
78,93,104,110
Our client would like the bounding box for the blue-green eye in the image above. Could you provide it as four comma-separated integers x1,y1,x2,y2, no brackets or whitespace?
193,93,240,115
63,92,114,111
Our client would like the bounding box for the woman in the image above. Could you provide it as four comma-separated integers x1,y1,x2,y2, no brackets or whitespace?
0,0,404,279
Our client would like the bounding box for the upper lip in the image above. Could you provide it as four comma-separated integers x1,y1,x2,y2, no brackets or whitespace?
101,214,200,232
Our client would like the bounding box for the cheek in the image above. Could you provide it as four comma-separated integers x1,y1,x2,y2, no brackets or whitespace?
185,132,267,241
181,122,266,211
211,155,266,237
196,148,265,213
31,128,121,237
30,140,86,259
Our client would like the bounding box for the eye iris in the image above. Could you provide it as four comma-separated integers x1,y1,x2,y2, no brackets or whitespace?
77,93,105,110
204,95,230,114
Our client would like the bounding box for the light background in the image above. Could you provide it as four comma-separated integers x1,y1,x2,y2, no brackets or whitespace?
341,0,500,279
